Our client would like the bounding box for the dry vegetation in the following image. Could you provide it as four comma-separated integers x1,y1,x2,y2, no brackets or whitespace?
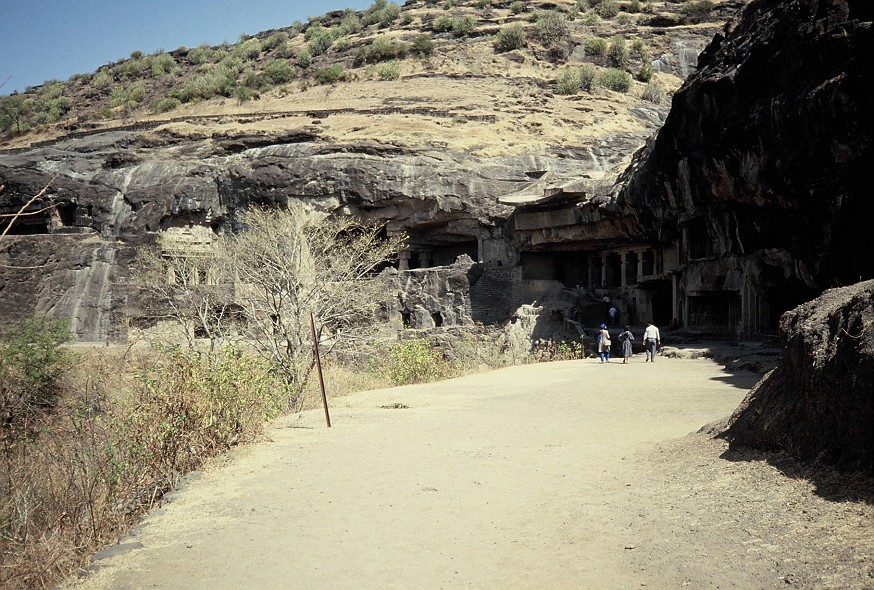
1,324,522,589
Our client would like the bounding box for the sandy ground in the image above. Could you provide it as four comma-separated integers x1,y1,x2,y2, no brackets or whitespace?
62,353,874,590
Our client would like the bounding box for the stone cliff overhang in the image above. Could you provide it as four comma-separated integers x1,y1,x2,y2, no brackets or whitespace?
500,176,638,252
497,172,589,211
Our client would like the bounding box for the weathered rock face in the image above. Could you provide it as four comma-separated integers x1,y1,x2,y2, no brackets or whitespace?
0,113,666,339
2,0,871,346
613,0,873,289
391,255,585,362
717,280,874,474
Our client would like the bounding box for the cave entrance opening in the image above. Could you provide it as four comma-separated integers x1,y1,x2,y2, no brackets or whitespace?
650,279,673,326
1,212,50,235
520,251,588,287
407,240,478,269
57,204,77,226
759,263,818,332
687,291,740,336
433,241,478,266
624,251,639,285
605,253,622,287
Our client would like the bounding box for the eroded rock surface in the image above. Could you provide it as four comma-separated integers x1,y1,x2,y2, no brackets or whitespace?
717,280,874,474
612,0,873,289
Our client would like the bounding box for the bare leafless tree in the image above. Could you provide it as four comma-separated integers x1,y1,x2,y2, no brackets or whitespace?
132,203,405,405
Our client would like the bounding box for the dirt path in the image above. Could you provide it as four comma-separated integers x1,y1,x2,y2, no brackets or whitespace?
63,356,874,590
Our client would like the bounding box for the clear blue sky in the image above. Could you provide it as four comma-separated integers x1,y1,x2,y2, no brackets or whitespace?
1,0,373,95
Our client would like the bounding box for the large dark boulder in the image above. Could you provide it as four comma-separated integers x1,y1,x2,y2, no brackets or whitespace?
613,0,874,288
718,280,874,474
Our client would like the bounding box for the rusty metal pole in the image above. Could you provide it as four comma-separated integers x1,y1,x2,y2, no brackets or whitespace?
310,311,331,428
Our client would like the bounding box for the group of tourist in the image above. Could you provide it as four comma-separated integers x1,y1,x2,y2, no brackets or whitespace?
596,320,660,363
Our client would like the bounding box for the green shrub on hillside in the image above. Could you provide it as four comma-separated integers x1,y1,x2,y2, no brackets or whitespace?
154,97,181,113
598,67,632,92
584,36,608,58
233,86,259,103
579,63,597,89
377,60,401,80
110,81,146,111
235,37,263,60
494,23,526,52
510,1,526,14
412,34,435,58
581,10,599,26
297,48,313,69
263,31,289,50
312,65,346,84
379,2,402,26
173,68,236,102
433,15,452,33
642,80,665,103
334,37,352,52
275,41,295,59
607,35,629,69
451,15,477,36
354,35,409,65
306,26,334,56
375,338,449,385
535,11,569,47
636,62,653,82
555,64,596,94
187,43,227,66
150,52,178,77
680,0,715,20
362,0,401,28
596,0,620,18
112,57,148,80
241,67,265,89
339,12,363,35
556,67,583,94
263,59,297,83
92,70,113,90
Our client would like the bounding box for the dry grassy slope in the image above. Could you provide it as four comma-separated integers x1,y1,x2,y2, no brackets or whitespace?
3,0,739,160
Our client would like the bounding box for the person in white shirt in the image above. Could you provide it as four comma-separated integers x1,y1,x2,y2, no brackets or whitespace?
642,320,660,362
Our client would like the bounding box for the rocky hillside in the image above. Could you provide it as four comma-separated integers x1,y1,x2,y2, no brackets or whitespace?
1,0,738,152
0,0,742,340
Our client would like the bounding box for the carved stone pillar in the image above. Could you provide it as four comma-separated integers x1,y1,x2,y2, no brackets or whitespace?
398,250,411,271
620,252,629,287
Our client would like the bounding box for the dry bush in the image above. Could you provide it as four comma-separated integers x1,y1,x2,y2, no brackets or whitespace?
0,344,286,589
